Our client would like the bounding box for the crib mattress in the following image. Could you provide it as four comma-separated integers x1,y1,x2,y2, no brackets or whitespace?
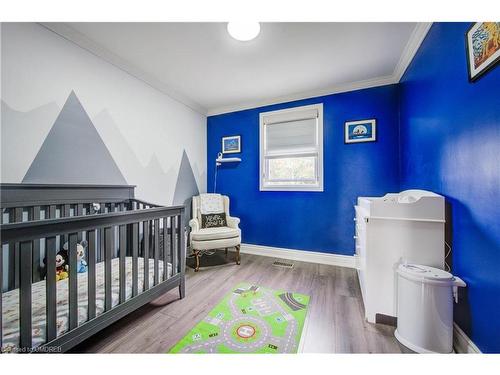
1,257,172,351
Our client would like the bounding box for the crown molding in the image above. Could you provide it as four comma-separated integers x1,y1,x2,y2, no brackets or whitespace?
393,22,433,82
208,22,432,116
39,22,208,116
39,22,432,118
207,75,398,116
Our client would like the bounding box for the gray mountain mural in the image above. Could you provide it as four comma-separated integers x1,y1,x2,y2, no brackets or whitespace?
3,91,201,209
1,100,60,182
92,108,200,208
173,150,200,225
140,153,177,204
92,109,177,205
22,91,127,185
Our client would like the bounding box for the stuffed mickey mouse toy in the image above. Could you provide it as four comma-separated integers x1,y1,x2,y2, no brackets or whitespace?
43,249,69,281
44,240,88,281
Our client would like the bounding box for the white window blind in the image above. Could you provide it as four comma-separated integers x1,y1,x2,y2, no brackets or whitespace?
259,104,323,191
265,118,318,153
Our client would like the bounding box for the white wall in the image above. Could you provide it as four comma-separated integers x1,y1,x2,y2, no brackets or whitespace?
0,22,207,206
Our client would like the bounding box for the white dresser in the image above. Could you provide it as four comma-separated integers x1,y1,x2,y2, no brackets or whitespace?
354,189,445,323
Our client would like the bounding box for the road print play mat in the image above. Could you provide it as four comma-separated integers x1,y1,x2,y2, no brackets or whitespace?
168,283,310,353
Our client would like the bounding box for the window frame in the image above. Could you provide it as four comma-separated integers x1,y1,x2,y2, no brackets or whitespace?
259,103,324,192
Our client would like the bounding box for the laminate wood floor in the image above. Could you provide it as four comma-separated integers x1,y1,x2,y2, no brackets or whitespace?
71,253,404,353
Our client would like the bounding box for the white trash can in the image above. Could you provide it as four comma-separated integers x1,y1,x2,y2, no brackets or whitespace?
394,263,466,353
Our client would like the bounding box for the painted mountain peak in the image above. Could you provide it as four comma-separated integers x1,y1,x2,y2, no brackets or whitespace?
22,91,127,185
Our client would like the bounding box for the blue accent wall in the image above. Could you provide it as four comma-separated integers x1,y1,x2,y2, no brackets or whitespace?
207,85,400,255
207,22,499,352
399,23,500,353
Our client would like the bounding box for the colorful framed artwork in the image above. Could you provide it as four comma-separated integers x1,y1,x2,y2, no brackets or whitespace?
344,119,376,144
222,135,241,154
466,22,500,82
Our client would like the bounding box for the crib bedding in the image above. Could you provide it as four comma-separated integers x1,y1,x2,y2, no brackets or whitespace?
1,257,172,350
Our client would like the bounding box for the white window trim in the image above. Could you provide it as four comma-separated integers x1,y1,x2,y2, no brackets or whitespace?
259,103,324,192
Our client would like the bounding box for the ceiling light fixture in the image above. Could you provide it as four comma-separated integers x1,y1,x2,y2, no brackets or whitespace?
227,22,261,41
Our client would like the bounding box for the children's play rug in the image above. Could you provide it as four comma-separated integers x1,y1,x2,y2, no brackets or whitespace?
168,283,310,353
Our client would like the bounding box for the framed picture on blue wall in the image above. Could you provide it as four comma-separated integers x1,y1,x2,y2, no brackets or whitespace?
222,135,241,153
465,22,500,82
344,119,376,144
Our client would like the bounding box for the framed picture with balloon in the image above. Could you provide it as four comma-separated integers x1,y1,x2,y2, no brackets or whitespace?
344,119,376,144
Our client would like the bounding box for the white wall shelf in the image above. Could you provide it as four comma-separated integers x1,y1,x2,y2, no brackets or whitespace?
216,157,241,165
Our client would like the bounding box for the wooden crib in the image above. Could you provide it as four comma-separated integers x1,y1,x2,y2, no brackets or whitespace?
0,183,186,353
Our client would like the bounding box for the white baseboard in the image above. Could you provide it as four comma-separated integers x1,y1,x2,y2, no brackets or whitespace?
453,323,481,353
238,243,356,268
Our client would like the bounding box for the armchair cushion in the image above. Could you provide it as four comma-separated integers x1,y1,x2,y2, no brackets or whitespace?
201,212,227,228
191,227,240,242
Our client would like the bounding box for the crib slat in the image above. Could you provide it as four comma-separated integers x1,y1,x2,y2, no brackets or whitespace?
104,226,113,311
88,230,96,320
176,215,181,274
171,216,177,276
32,205,40,218
154,219,160,285
15,207,23,222
45,236,57,342
119,225,126,303
19,240,33,350
143,221,149,291
132,222,139,297
76,204,83,241
48,205,55,218
178,213,185,275
9,207,23,290
68,233,78,330
32,206,41,282
62,204,70,246
99,227,105,264
163,217,168,281
178,212,186,298
98,204,105,263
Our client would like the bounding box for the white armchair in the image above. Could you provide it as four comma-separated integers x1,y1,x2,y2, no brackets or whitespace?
189,195,241,272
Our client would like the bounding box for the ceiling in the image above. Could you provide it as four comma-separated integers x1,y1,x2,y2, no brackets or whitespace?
43,22,430,115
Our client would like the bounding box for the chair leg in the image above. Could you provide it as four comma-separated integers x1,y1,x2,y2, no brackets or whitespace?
194,250,200,272
235,245,241,265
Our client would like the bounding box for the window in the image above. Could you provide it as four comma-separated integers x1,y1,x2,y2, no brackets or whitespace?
259,103,323,191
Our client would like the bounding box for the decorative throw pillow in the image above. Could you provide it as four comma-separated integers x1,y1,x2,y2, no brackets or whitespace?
201,213,227,229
